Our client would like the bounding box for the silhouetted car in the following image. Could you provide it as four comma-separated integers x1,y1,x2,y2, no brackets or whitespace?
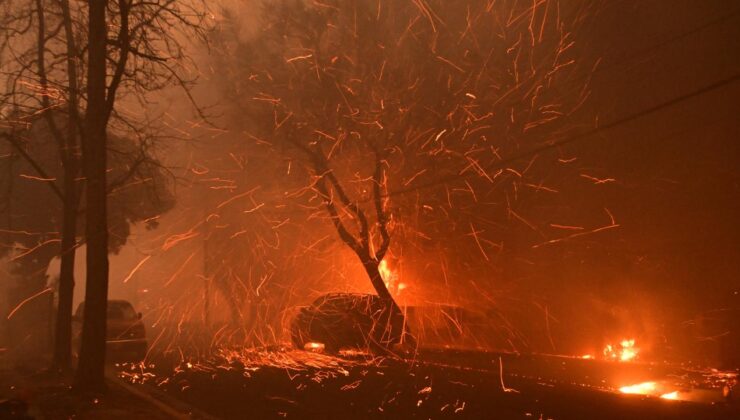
290,293,406,354
73,300,147,362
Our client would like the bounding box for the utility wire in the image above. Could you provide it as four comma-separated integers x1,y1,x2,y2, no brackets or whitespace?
385,72,740,198
584,7,740,80
199,7,740,211
202,71,740,218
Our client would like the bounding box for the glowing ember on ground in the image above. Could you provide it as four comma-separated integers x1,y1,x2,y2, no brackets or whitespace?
604,339,638,362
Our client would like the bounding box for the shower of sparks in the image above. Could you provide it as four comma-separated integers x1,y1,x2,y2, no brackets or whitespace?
137,0,606,358
1,0,629,387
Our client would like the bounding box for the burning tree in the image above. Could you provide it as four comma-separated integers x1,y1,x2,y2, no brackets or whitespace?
213,0,597,326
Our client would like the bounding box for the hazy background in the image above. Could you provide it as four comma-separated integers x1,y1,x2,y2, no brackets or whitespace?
4,0,738,363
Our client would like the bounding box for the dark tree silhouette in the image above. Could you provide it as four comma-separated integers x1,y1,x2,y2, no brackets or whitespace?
73,0,209,393
2,0,208,388
74,0,108,391
1,0,85,370
1,112,176,369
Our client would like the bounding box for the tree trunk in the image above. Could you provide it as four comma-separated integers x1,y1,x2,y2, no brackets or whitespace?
53,0,82,372
74,0,109,394
52,172,78,370
361,259,410,350
362,260,394,302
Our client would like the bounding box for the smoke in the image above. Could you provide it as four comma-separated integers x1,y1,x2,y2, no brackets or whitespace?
26,0,735,364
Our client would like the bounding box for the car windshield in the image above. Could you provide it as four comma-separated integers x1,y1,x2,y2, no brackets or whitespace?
108,303,137,320
75,301,138,320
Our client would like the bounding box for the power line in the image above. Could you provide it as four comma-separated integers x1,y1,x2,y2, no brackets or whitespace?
587,7,740,80
213,70,739,222
217,72,740,218
385,72,740,198
492,6,740,108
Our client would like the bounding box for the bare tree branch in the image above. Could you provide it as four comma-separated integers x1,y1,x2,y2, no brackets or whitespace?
35,0,67,156
104,0,130,124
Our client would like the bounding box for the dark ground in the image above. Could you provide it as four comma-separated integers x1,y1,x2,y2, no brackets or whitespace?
0,367,173,419
1,346,737,419
116,348,739,419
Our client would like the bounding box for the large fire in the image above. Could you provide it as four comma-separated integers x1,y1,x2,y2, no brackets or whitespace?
604,339,638,362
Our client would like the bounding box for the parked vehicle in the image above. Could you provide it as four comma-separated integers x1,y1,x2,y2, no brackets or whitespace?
290,293,406,354
72,300,147,362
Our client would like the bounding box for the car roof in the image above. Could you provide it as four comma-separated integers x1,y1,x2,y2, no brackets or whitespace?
108,300,134,306
311,293,382,306
75,300,136,311
317,293,379,300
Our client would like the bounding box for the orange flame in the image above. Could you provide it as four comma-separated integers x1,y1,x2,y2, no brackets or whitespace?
604,338,638,362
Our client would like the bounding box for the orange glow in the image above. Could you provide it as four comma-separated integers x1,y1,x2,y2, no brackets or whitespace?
581,354,594,359
619,381,656,395
604,338,638,362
